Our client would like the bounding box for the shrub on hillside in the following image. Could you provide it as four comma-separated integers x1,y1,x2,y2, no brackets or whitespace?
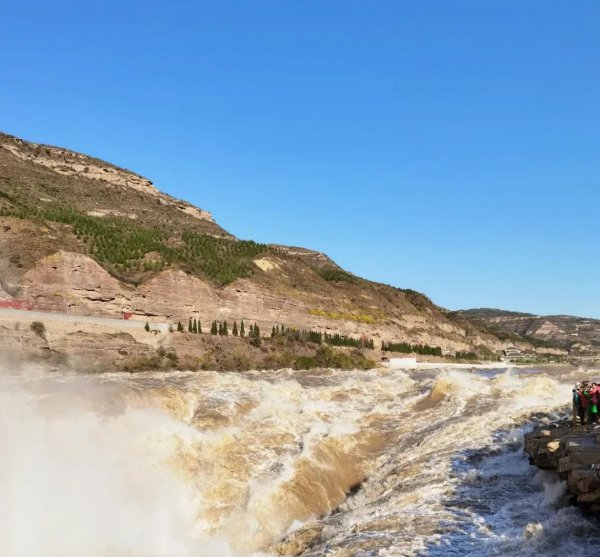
293,346,374,370
30,321,46,338
316,267,355,283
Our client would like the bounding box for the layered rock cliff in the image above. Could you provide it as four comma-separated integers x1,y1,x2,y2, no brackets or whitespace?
525,421,600,512
456,308,600,361
0,131,506,363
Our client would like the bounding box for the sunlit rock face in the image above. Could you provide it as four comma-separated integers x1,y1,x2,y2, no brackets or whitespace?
0,129,502,360
17,249,488,356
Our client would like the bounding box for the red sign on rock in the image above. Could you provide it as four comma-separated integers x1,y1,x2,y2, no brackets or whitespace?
0,300,33,310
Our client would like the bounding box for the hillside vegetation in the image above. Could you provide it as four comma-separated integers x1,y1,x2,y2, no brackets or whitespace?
0,131,513,361
1,195,266,285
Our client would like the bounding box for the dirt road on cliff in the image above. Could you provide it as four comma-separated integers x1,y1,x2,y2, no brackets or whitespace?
0,307,170,331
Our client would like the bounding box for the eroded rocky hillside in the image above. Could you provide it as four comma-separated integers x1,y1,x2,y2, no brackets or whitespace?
0,132,507,365
455,308,600,361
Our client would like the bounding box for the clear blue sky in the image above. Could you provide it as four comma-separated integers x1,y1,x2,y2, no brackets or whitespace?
2,1,599,317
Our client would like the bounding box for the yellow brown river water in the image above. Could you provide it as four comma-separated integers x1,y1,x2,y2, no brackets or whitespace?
2,362,600,556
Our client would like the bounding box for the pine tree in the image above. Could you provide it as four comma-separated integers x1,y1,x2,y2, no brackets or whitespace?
240,320,245,337
192,318,197,334
188,317,193,333
218,322,223,335
223,321,229,336
198,320,202,334
248,322,261,346
232,321,238,336
144,321,150,332
272,326,276,338
211,321,218,335
177,321,184,332
275,325,280,336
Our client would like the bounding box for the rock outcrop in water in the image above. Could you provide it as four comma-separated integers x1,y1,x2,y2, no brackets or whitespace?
525,420,600,512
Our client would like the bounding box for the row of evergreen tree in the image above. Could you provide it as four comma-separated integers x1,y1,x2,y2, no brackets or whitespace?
325,332,375,349
270,325,375,349
381,341,443,357
177,318,261,338
174,318,473,359
169,318,477,360
181,319,372,348
162,320,475,360
454,351,478,360
175,319,374,349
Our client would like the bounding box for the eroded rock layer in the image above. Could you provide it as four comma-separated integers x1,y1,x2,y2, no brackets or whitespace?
525,421,600,512
0,131,506,362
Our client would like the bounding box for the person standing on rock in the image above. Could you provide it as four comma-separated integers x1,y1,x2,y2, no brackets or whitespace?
574,383,585,425
577,382,589,425
589,382,600,424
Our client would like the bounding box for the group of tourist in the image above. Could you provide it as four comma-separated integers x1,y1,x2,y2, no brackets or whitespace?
573,381,600,425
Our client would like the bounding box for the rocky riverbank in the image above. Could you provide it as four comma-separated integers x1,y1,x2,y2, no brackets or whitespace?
525,420,600,512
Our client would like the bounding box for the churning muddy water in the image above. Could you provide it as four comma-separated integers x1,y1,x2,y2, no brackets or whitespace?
1,363,600,556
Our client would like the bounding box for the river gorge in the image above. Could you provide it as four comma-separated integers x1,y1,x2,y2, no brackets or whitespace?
2,362,600,557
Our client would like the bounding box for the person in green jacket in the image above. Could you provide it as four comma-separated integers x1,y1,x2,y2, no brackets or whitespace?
589,382,600,424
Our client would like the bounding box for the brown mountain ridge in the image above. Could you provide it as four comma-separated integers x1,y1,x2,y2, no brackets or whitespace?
0,131,564,369
455,308,600,362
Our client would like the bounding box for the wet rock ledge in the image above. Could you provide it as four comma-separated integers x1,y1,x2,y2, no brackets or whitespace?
525,420,600,512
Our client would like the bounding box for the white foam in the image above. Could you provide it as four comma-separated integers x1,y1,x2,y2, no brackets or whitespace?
0,388,224,557
0,362,593,557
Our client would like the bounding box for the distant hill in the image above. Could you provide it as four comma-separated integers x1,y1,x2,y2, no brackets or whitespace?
455,308,600,360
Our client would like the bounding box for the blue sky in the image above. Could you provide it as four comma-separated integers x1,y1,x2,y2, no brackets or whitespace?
2,1,599,317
